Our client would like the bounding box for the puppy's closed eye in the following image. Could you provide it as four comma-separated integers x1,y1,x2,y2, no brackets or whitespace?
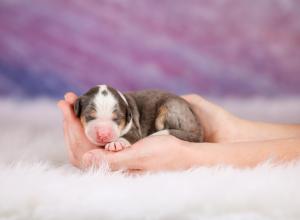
85,115,96,122
113,115,124,125
112,117,119,122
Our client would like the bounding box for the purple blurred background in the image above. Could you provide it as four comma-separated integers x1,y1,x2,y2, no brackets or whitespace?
0,0,300,98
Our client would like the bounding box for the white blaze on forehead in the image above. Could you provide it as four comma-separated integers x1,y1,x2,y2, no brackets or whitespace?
98,84,107,90
94,85,117,118
98,84,128,105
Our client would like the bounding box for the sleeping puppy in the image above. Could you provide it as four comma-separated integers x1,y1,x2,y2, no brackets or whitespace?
74,85,203,151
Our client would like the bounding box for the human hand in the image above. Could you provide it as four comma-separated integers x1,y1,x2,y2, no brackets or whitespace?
82,134,197,172
58,92,300,172
57,92,200,171
57,92,102,168
57,95,196,171
182,94,241,143
82,94,241,172
58,92,240,171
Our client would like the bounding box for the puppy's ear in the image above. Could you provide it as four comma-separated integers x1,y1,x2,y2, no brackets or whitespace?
74,97,83,117
126,107,132,124
124,94,133,124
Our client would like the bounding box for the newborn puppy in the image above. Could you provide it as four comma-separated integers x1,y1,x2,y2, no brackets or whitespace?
74,85,203,151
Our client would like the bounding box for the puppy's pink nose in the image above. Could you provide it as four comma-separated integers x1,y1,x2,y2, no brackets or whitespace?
96,127,113,143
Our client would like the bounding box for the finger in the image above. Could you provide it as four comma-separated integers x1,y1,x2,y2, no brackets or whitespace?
181,94,204,106
63,120,80,167
181,94,222,113
58,100,85,137
64,92,78,104
58,100,91,156
63,120,70,150
57,100,78,123
62,118,80,165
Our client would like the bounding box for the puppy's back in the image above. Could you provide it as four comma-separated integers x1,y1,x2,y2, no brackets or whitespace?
126,90,203,142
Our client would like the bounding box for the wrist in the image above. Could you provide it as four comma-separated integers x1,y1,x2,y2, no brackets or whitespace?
208,113,245,143
183,142,217,168
224,116,249,142
229,118,269,142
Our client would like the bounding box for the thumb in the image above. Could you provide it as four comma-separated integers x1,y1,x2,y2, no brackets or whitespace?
64,92,78,105
57,100,78,123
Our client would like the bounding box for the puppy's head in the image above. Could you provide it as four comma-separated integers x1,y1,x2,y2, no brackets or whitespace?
74,85,132,146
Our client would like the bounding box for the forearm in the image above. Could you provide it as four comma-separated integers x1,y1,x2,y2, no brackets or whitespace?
233,119,300,142
184,95,300,143
186,138,300,168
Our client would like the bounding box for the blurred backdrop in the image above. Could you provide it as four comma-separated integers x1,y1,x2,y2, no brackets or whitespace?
1,0,300,98
0,0,300,169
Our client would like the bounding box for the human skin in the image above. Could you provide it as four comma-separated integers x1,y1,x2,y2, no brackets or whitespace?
57,92,300,172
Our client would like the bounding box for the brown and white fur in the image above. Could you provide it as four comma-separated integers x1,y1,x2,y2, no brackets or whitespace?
74,85,203,151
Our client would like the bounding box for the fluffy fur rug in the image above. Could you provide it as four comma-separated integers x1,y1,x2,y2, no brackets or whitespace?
0,97,300,220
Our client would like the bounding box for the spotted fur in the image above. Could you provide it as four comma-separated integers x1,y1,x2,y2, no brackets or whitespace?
74,85,203,148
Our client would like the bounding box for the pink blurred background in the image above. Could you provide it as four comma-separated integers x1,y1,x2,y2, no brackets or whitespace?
0,0,300,98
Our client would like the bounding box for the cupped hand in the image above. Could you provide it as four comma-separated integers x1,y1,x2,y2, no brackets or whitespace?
82,134,195,172
57,92,101,168
58,93,193,171
58,92,240,171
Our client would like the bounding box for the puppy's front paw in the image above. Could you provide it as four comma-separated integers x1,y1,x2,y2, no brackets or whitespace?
105,138,131,152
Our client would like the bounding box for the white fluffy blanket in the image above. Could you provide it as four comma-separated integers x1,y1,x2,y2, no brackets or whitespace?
0,97,300,220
